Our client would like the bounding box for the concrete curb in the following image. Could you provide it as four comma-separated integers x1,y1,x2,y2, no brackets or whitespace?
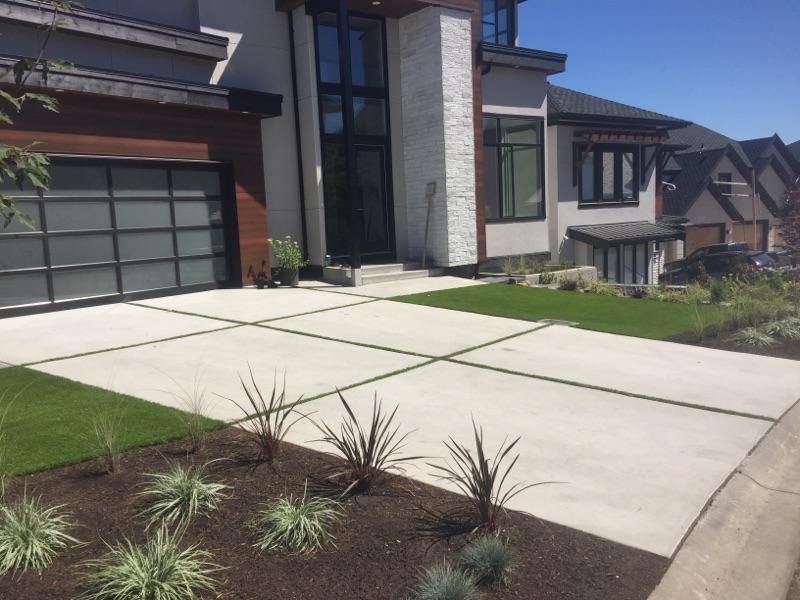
649,399,800,600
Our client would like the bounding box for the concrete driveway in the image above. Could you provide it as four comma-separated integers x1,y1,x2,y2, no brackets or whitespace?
2,279,798,559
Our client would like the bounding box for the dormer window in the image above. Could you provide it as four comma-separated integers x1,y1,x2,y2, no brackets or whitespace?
481,0,516,46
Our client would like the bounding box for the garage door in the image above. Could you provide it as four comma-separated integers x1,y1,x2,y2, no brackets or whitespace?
685,225,724,255
0,158,235,315
731,222,768,252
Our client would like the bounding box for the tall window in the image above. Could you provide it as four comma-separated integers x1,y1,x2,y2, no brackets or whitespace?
483,116,545,220
579,145,640,204
481,0,514,45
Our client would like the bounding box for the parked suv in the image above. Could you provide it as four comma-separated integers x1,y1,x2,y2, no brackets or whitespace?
660,243,775,284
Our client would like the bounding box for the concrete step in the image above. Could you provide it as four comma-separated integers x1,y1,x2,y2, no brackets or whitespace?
361,268,444,285
358,262,422,276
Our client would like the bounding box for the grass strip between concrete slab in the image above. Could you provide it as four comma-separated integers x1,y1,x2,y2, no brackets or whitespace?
127,301,250,325
21,324,244,368
253,298,379,324
447,357,775,423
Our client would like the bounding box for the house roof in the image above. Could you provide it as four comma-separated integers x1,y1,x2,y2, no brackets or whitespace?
547,85,690,130
739,134,800,177
739,136,773,163
790,140,800,162
567,221,683,247
666,123,752,167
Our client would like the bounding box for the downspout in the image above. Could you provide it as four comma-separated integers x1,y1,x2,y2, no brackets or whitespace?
288,10,309,260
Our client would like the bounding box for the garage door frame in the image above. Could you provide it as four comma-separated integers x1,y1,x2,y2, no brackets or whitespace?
684,223,726,255
0,155,242,318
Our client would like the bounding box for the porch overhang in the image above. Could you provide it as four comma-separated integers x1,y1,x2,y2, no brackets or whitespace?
479,42,567,74
568,221,684,248
283,0,426,18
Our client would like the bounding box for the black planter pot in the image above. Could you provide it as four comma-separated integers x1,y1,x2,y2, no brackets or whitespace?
279,267,300,287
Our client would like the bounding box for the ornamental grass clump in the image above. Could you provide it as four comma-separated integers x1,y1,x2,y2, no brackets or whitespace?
764,317,800,340
220,367,305,464
728,327,776,347
86,409,124,474
79,527,222,600
0,495,79,578
411,562,479,600
138,462,230,530
420,422,557,538
163,372,212,454
314,391,420,496
459,536,514,586
250,490,343,555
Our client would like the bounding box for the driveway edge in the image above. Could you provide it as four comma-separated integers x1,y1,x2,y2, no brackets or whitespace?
649,398,800,600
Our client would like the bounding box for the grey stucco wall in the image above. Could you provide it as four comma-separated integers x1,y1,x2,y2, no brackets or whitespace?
399,6,476,267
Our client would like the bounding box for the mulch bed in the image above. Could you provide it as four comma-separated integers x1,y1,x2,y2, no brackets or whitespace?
1,428,668,599
670,332,800,361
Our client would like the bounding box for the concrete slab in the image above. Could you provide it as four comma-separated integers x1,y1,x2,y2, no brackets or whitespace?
269,300,537,356
650,401,800,599
317,276,484,298
282,360,770,557
33,325,427,421
459,325,800,419
135,288,368,323
0,303,226,365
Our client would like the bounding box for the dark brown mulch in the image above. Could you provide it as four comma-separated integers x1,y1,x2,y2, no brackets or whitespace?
670,332,800,361
0,429,668,600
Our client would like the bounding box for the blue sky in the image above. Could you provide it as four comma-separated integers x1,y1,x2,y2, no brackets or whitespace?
518,0,800,144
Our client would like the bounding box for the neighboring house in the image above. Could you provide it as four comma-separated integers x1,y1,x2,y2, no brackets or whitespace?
545,86,690,283
789,140,800,163
662,125,800,258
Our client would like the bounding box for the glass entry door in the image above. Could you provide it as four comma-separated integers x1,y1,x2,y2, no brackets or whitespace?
323,144,392,259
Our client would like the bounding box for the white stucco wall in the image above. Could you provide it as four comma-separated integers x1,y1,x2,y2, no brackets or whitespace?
481,67,550,259
399,7,476,267
761,163,789,210
548,125,658,264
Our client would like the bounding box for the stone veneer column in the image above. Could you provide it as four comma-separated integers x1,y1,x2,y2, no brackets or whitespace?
399,7,477,267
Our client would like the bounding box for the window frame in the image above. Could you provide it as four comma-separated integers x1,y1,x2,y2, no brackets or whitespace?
483,114,546,222
577,143,641,207
481,0,517,46
592,242,650,284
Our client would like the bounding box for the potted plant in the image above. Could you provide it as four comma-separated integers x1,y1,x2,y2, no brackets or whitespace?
268,236,307,287
247,262,272,289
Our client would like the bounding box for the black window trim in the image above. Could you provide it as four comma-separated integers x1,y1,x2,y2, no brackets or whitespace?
593,241,651,284
483,113,546,223
480,0,517,46
577,143,642,207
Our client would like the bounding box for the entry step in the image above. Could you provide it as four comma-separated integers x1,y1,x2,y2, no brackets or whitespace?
322,262,444,287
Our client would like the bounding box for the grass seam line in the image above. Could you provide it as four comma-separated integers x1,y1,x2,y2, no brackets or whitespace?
22,324,244,367
253,298,380,324
447,358,775,422
127,301,249,325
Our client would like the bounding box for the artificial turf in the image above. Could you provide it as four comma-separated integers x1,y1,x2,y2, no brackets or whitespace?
393,283,720,340
0,366,222,475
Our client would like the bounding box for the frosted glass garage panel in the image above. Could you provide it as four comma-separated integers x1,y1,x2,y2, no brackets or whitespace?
2,201,41,233
44,165,109,197
179,257,227,285
110,167,169,197
0,273,49,307
49,235,114,267
118,231,174,261
174,201,223,227
0,238,45,270
45,201,111,231
52,267,117,301
115,200,172,229
172,169,221,198
121,262,177,293
176,229,225,256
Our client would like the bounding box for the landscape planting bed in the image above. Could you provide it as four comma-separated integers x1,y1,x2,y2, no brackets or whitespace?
2,428,668,599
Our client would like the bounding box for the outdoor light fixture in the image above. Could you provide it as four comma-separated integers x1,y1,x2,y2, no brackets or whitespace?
372,1,381,5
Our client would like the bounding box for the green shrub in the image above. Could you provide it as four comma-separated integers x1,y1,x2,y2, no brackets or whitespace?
250,491,343,554
557,275,579,291
412,562,479,600
538,271,555,285
728,327,776,347
515,255,529,275
460,536,514,586
499,257,515,277
138,462,230,530
80,527,221,600
0,495,79,578
314,392,420,496
267,236,308,270
588,280,623,297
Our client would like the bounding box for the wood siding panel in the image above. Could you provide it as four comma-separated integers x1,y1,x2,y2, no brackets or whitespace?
1,92,268,284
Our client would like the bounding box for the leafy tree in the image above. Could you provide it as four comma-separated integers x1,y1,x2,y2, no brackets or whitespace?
0,1,74,229
777,177,800,257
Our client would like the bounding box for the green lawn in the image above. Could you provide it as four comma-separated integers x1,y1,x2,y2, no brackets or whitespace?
394,284,720,340
0,367,222,475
